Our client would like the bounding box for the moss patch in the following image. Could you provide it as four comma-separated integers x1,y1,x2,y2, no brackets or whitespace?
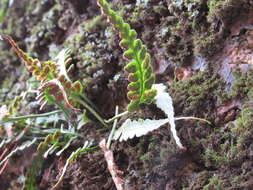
170,71,225,118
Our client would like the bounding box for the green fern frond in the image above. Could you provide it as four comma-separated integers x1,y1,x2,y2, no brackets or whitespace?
37,79,81,111
24,130,61,190
52,141,94,190
97,0,157,112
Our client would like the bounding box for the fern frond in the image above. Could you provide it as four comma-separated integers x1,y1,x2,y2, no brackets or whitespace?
24,133,59,190
2,35,106,126
0,139,37,167
37,130,61,154
113,118,169,142
52,141,93,190
37,79,81,111
24,131,79,190
2,35,83,111
112,84,184,148
97,0,157,112
2,35,57,82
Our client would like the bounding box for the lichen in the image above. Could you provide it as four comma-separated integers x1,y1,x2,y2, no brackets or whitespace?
62,22,116,86
26,3,63,56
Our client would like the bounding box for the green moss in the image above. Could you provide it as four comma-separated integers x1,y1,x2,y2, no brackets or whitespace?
137,135,176,173
193,34,219,57
170,71,225,117
61,16,119,91
129,5,146,26
229,69,253,99
202,141,242,168
0,0,29,36
203,176,224,190
232,104,253,150
191,0,250,57
0,75,16,96
231,176,241,184
170,68,253,170
0,0,9,22
202,85,253,168
83,15,107,33
207,0,248,23
207,0,226,22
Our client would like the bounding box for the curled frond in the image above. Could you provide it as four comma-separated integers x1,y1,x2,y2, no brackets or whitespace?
97,0,157,112
37,79,81,111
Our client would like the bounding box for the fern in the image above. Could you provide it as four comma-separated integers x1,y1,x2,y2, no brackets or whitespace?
112,84,212,149
97,0,157,112
24,130,80,189
113,118,170,141
2,35,106,126
2,35,57,82
36,130,61,156
24,130,61,190
2,35,82,111
0,139,37,167
0,110,62,125
113,83,184,148
52,141,94,190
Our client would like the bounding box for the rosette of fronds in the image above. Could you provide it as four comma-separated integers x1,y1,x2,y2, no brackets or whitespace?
2,35,82,112
97,0,157,112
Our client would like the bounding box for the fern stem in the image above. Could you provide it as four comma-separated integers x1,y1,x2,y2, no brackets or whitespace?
105,111,128,123
0,110,62,125
79,93,96,108
106,106,119,149
54,101,72,125
130,43,145,102
30,128,83,138
74,97,107,127
175,116,212,125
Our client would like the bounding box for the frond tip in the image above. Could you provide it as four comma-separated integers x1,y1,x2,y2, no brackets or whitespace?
97,0,157,112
